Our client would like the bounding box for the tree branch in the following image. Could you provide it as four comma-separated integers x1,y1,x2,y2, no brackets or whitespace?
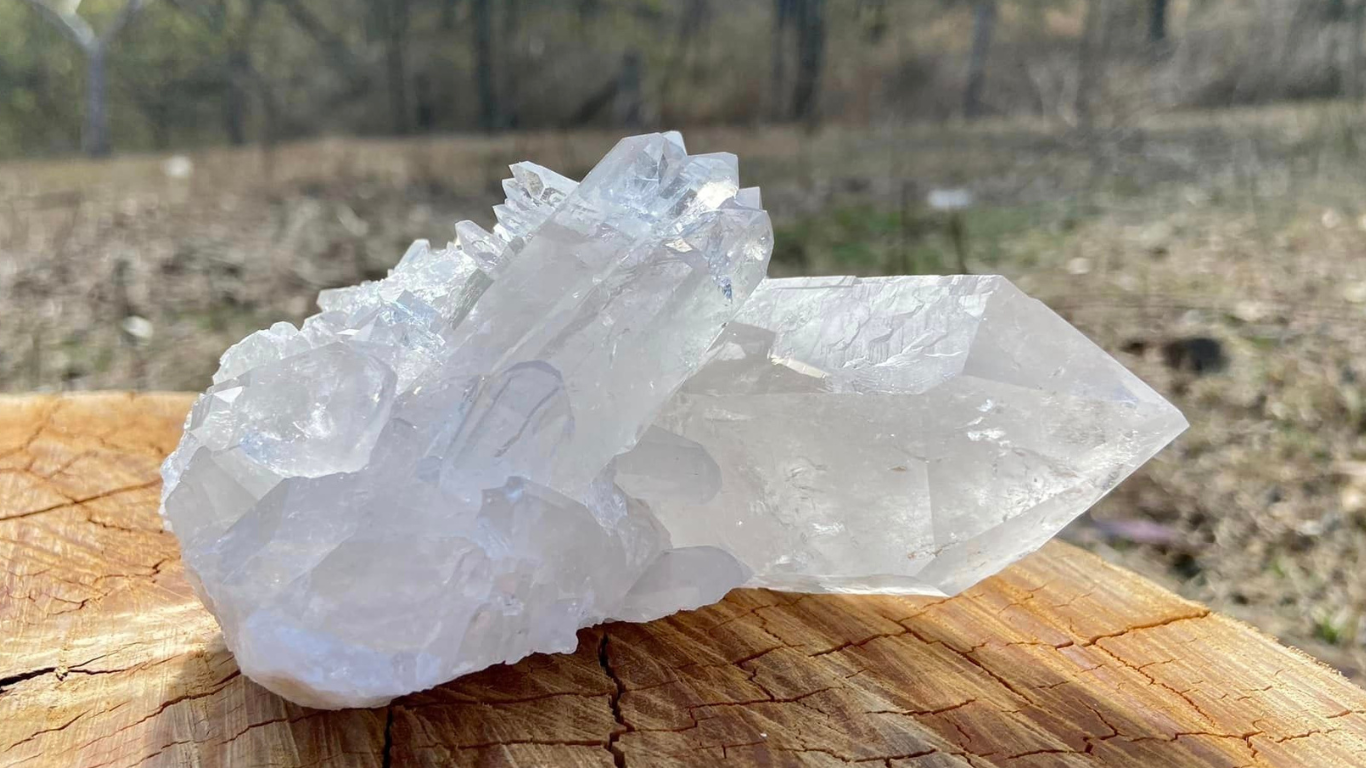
162,0,220,30
276,0,369,80
101,0,151,45
19,0,97,51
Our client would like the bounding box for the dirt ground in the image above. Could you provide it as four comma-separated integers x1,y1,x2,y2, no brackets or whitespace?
3,105,1365,682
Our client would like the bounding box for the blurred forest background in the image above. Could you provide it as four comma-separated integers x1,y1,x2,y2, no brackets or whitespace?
4,0,1366,688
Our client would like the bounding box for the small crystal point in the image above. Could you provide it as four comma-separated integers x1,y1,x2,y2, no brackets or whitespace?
161,135,1183,709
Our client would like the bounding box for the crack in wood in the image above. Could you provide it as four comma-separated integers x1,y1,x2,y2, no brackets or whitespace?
380,706,394,768
598,631,630,768
1083,609,1213,646
0,479,161,523
0,667,58,696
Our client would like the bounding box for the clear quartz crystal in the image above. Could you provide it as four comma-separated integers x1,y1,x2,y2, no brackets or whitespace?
617,275,1188,596
161,134,1185,709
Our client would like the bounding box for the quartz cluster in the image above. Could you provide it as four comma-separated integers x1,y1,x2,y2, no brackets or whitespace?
161,132,1186,709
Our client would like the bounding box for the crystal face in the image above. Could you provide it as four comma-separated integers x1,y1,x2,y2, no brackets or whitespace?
160,133,1186,709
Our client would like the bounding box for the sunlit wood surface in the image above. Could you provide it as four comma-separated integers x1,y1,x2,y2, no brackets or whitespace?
2,392,1365,767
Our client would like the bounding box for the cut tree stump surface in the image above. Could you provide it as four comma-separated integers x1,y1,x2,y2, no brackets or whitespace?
2,393,1365,768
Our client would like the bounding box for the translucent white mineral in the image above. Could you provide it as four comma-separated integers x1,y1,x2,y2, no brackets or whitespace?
160,133,1185,709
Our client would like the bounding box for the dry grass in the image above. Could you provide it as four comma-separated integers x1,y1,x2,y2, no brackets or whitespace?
3,103,1366,681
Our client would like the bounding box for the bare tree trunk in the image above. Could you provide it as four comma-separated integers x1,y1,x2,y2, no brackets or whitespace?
224,47,249,146
173,0,270,146
1075,0,1110,135
502,0,520,127
1076,0,1113,204
792,0,826,125
473,0,498,131
21,0,148,157
616,50,644,129
963,0,996,120
256,77,282,151
1352,0,1366,100
657,0,709,118
1149,0,1168,44
85,46,110,157
771,0,793,121
383,0,411,133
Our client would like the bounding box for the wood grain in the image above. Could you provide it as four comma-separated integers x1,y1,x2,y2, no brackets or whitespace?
1,392,1364,767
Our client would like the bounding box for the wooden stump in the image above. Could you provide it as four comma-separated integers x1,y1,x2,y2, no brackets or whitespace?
2,393,1365,767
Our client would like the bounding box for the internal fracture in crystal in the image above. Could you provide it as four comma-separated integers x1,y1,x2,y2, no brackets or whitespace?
161,132,1186,709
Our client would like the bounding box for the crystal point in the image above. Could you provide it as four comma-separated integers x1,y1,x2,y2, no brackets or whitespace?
162,134,1184,709
623,275,1187,596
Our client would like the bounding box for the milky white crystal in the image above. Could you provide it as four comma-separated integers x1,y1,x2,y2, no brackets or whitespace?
160,133,1185,709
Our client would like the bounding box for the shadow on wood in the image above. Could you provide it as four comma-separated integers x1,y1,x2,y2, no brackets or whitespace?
1,393,1365,767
